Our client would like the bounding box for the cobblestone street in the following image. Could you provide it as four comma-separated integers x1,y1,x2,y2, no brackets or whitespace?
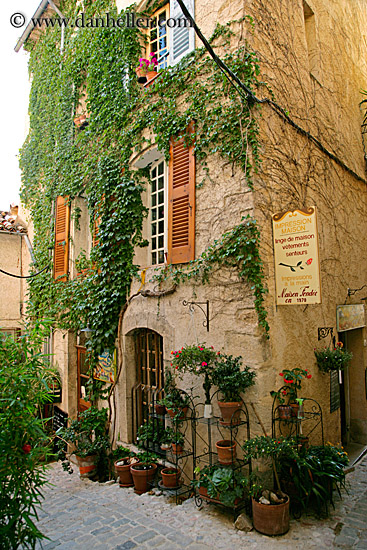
34,455,367,550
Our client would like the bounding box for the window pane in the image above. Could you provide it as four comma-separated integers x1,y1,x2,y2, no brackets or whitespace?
152,167,157,178
158,162,164,176
158,235,164,249
158,191,164,204
158,176,164,190
151,193,157,207
158,220,164,234
152,252,157,264
152,208,157,221
151,237,156,250
151,28,157,41
158,250,164,264
158,205,164,219
151,223,157,236
151,179,156,193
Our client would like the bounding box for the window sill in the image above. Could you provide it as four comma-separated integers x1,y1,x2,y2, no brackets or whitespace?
144,71,162,88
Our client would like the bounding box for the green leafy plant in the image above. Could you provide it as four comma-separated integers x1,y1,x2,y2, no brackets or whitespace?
0,322,54,549
277,368,312,401
159,368,191,414
56,407,110,473
162,426,185,446
314,342,352,373
212,353,256,402
171,344,217,403
192,464,249,506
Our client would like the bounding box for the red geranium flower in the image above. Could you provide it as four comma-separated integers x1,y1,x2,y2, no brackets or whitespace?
279,373,283,376
307,374,312,379
22,444,31,454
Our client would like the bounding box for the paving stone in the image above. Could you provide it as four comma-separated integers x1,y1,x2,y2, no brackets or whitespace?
133,529,158,543
334,534,358,547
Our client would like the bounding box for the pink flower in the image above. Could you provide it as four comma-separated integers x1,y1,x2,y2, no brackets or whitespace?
211,346,214,349
198,347,203,351
202,362,207,366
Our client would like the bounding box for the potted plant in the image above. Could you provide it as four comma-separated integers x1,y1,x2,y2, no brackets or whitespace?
171,344,217,417
242,436,295,535
56,407,110,480
270,388,292,419
215,439,237,465
161,467,181,488
192,464,248,507
137,419,163,452
130,451,159,494
114,451,140,487
159,369,190,420
314,342,352,373
135,53,158,84
212,353,256,425
277,367,312,416
163,426,185,454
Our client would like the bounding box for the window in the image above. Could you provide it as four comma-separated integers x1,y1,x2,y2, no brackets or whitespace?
303,1,319,78
150,159,167,265
145,1,195,69
147,5,169,69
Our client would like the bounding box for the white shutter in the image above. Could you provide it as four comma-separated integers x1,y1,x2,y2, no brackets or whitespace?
169,0,195,66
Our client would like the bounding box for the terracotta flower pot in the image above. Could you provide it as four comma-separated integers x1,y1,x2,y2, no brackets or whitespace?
135,66,147,83
166,406,188,420
218,401,241,426
278,405,292,420
114,457,139,487
252,495,290,536
145,70,157,82
155,403,166,416
290,402,299,418
75,454,97,479
171,443,183,455
161,467,181,488
130,463,157,495
216,439,237,465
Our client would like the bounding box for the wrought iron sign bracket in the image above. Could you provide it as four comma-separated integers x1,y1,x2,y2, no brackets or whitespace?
182,300,210,332
318,327,335,346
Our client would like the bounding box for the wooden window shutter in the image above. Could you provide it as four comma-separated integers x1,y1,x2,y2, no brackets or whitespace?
54,196,70,281
169,0,195,66
167,125,195,264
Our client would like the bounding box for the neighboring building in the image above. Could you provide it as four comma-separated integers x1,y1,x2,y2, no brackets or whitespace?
16,0,367,459
0,205,30,338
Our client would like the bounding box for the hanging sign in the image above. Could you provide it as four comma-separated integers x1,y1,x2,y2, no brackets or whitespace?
336,304,365,332
94,349,116,383
272,207,321,305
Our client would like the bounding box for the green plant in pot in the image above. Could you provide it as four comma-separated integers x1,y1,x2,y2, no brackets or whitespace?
159,369,190,420
137,419,163,451
130,450,159,495
171,344,217,417
163,426,185,454
56,407,110,480
212,353,256,425
242,436,296,535
192,464,248,506
314,342,352,373
276,367,312,416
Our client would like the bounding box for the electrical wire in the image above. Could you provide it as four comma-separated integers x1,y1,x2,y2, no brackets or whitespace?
175,0,367,185
0,265,49,279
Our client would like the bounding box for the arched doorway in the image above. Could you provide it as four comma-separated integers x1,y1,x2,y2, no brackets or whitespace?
132,329,164,441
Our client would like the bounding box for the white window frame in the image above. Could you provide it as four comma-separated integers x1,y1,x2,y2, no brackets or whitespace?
168,0,195,66
149,159,168,266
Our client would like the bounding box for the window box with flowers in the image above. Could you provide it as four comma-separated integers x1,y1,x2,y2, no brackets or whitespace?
314,342,352,374
135,53,158,84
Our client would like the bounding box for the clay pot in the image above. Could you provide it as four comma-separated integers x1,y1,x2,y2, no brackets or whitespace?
290,403,299,418
114,457,139,487
171,443,183,455
135,66,147,83
75,454,97,479
215,440,237,465
218,401,241,426
145,70,157,82
166,406,188,420
252,495,290,536
155,403,166,416
130,463,157,495
278,405,292,420
161,467,181,488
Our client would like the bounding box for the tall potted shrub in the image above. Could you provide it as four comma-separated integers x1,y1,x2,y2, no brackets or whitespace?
212,354,256,425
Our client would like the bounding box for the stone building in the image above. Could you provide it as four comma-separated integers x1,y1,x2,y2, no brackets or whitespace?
16,0,367,460
0,205,31,339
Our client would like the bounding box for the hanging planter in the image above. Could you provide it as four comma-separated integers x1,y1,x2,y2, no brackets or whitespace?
314,342,352,373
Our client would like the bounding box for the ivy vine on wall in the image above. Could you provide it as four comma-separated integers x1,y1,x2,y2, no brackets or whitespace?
19,0,268,376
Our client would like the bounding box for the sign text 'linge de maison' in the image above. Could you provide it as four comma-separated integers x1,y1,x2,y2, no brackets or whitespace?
272,207,321,305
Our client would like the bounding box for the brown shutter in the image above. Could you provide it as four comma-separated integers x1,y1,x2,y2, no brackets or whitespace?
167,125,195,264
54,196,70,281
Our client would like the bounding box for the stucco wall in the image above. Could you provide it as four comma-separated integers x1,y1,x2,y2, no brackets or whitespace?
113,0,367,451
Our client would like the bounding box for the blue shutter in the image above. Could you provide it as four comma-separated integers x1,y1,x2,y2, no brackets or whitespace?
169,0,195,66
